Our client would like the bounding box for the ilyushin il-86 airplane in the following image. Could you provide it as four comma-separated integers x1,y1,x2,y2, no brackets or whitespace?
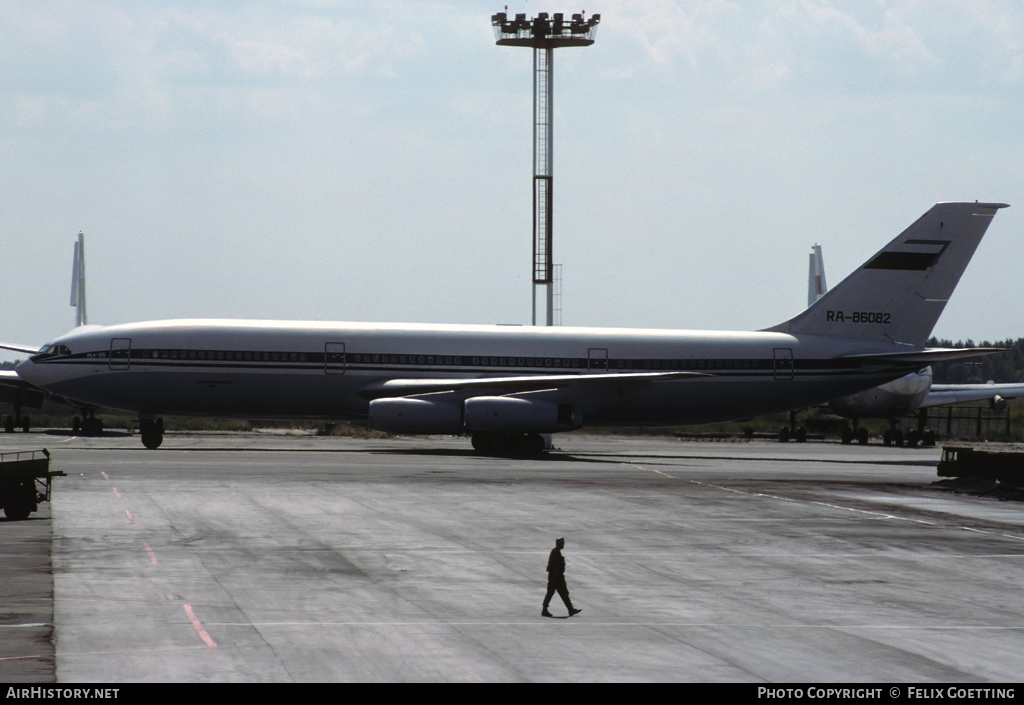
0,202,1009,452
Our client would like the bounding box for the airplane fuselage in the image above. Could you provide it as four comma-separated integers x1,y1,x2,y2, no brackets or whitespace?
17,319,919,428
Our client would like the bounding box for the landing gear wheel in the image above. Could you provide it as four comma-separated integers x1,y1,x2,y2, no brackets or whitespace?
2,480,37,520
140,418,164,450
79,416,104,436
4,415,30,433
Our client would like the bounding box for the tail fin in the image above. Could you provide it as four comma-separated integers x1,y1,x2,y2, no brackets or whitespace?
807,243,827,307
768,202,1008,347
70,231,87,327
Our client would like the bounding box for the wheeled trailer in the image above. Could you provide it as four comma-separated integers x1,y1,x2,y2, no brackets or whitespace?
937,445,1024,486
0,449,65,520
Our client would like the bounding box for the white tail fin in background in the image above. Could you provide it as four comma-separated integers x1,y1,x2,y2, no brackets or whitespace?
807,243,826,307
70,231,87,327
769,202,1008,347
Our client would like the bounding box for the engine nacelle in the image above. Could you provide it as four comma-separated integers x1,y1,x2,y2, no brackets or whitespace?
368,397,462,435
464,396,581,434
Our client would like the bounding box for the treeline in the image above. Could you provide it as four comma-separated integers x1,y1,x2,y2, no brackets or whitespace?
927,338,1024,384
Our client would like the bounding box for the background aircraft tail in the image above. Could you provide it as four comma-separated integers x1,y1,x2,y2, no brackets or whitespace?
70,231,87,327
807,243,826,307
768,202,1007,347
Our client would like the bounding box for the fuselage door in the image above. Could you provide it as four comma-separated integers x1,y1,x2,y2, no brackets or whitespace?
773,348,794,380
588,348,609,373
325,342,346,375
110,338,131,371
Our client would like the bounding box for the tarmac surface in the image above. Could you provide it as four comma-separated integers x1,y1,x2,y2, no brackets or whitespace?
2,430,1024,682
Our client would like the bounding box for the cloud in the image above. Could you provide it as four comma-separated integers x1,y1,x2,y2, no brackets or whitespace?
597,0,1023,95
1,1,1021,352
0,2,439,138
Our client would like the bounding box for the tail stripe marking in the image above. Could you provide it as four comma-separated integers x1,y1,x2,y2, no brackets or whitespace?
865,239,950,271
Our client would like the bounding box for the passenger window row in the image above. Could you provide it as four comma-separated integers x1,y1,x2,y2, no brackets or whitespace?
127,349,766,370
137,349,309,362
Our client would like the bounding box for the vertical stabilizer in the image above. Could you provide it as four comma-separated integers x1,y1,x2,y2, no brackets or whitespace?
70,232,87,327
807,243,827,307
769,202,1007,347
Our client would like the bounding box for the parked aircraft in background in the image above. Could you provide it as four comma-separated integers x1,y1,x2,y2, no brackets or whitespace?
2,203,1010,452
0,232,90,433
784,239,1024,446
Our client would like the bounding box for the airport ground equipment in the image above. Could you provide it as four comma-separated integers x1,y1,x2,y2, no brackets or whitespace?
0,449,64,520
937,445,1024,486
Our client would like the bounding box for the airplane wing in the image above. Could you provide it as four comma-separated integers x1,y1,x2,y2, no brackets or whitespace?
0,343,44,408
1,342,41,355
0,343,44,409
359,370,706,405
920,381,1024,410
0,369,46,409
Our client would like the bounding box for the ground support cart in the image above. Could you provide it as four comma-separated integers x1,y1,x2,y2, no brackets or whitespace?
0,449,65,520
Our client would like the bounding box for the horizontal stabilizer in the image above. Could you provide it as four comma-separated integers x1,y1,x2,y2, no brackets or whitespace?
922,381,1024,409
842,347,1008,366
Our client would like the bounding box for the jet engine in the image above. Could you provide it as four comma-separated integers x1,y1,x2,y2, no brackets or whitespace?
463,396,581,434
367,397,462,435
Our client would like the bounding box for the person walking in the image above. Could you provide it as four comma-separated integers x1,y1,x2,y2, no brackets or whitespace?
542,536,581,617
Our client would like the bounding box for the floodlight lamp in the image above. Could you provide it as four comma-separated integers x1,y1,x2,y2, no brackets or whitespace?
493,9,600,47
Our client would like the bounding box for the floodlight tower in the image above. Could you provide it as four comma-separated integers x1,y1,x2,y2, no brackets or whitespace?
492,10,600,326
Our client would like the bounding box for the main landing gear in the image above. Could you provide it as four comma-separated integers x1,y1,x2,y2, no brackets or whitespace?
839,417,936,446
3,414,31,434
140,418,164,449
72,408,104,436
778,410,807,443
840,422,870,445
2,387,41,434
881,424,936,447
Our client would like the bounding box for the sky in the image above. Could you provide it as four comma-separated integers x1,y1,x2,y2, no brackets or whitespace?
2,0,1022,362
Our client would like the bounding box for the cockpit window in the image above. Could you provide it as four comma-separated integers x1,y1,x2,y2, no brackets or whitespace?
29,343,71,362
